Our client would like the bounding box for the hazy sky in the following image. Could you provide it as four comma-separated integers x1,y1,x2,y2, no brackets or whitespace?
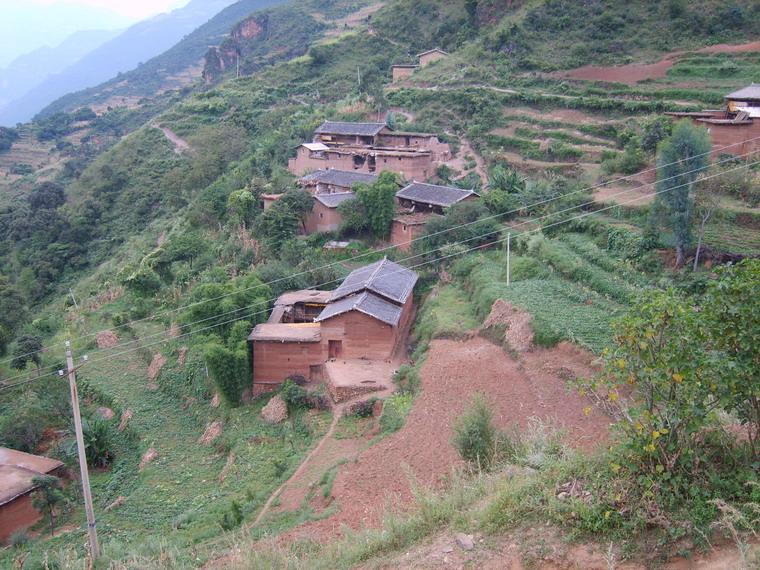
18,0,191,19
0,0,192,67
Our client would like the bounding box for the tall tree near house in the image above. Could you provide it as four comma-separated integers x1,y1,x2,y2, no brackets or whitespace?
691,174,722,271
356,171,399,239
654,120,711,268
31,475,65,536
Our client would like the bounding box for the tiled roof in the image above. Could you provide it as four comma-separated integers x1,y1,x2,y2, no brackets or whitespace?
726,84,760,100
396,181,477,207
301,169,378,188
315,121,388,136
314,192,356,208
329,257,418,304
315,292,403,326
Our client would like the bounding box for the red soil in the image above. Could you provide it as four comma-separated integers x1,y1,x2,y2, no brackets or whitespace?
560,40,760,85
281,337,611,542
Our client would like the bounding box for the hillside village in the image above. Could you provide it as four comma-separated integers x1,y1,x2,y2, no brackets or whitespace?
0,1,759,569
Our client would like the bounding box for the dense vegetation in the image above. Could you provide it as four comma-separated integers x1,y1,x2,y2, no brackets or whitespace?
0,0,759,566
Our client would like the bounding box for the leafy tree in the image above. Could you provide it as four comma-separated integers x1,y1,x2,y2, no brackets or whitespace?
337,197,368,235
415,201,500,260
31,475,65,536
0,275,26,355
355,171,400,239
11,334,43,373
256,190,314,253
703,260,760,459
654,120,711,267
227,189,256,228
28,182,65,210
641,116,672,154
204,342,248,406
452,393,496,469
0,392,44,452
599,289,715,479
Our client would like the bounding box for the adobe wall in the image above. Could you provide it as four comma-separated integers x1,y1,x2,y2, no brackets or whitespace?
304,202,343,234
392,66,416,82
390,219,428,251
0,494,40,544
419,51,447,67
320,311,397,361
289,148,357,176
375,153,434,180
252,341,324,390
701,120,760,157
376,134,451,161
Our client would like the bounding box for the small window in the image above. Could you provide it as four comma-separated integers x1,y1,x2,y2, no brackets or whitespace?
320,213,323,218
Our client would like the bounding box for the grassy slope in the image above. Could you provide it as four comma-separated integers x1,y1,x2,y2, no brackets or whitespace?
2,0,759,565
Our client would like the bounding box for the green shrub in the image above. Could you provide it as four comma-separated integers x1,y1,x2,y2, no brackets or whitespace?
393,365,421,395
9,530,29,548
219,500,243,531
280,379,309,410
452,394,497,470
379,393,414,434
530,315,564,347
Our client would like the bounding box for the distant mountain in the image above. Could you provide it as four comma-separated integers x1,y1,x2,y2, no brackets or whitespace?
0,3,131,67
0,0,240,126
33,0,288,120
0,29,122,112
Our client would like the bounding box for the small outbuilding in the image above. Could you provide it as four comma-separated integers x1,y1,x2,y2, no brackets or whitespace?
0,447,64,543
396,181,478,214
417,48,449,67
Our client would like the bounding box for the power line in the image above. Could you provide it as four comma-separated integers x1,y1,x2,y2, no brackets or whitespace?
3,139,755,368
2,156,755,393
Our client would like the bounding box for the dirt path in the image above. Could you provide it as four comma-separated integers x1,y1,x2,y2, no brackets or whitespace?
252,407,344,526
280,337,611,542
155,124,189,154
448,135,488,185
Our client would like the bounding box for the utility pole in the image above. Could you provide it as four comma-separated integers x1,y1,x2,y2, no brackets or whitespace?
64,342,100,560
506,232,511,286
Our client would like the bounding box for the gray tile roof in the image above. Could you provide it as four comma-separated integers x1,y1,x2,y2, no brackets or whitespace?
314,191,356,208
396,181,477,207
301,169,378,188
329,257,418,304
315,121,388,137
315,292,403,326
417,48,449,58
726,84,760,100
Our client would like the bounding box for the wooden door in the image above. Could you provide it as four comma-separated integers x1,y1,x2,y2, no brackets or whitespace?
328,340,342,359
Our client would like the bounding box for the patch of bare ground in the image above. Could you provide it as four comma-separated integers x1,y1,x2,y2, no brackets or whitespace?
280,336,610,543
593,168,658,206
312,3,386,37
146,353,166,389
502,107,609,126
139,447,158,470
198,420,223,445
118,409,133,432
559,40,760,85
96,330,119,349
447,135,487,184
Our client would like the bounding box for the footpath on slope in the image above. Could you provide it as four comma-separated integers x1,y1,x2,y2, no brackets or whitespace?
277,335,611,543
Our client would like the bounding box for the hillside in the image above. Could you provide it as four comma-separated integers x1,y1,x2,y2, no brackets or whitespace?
0,0,241,126
0,0,759,567
31,0,291,121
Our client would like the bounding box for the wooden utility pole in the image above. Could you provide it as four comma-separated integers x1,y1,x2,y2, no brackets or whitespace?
65,342,100,560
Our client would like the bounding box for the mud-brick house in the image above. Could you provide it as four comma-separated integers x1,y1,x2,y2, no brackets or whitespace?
391,182,479,251
0,447,64,543
249,258,418,395
304,192,357,234
299,168,378,195
391,63,418,82
417,48,449,67
666,84,760,157
298,169,379,234
287,121,451,179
